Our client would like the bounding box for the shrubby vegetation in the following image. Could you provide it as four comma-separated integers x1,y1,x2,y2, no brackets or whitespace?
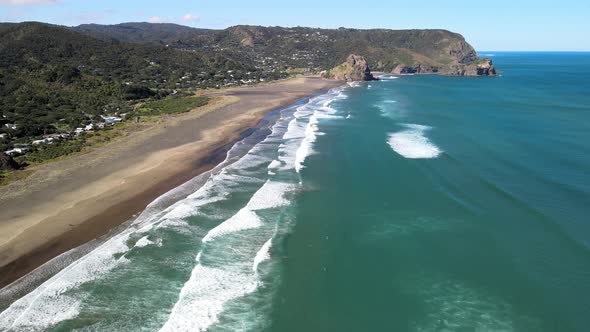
135,96,209,116
16,136,88,164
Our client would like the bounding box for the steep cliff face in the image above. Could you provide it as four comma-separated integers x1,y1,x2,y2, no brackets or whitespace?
327,55,375,81
440,59,497,76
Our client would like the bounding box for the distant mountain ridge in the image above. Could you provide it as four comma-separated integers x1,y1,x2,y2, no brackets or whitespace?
73,22,216,45
71,23,494,76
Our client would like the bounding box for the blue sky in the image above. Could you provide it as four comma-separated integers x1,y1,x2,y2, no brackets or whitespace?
1,0,589,51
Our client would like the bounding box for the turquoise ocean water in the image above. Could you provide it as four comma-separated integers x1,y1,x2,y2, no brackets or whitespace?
1,52,589,331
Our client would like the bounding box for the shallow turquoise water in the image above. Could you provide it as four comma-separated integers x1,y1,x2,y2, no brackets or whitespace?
1,52,589,331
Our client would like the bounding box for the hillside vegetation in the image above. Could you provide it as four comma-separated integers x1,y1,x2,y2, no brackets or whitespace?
73,24,480,73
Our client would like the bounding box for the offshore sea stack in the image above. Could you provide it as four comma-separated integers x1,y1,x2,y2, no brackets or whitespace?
327,54,375,81
440,59,498,76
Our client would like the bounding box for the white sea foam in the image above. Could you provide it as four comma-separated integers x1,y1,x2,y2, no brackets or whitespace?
380,75,400,80
387,124,442,159
247,181,292,210
294,116,318,173
134,236,154,248
161,193,227,220
202,208,262,243
202,181,291,243
267,160,281,170
0,237,131,331
286,88,347,173
159,264,258,332
253,238,273,272
161,179,294,331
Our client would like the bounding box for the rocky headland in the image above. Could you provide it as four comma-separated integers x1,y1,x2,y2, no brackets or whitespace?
325,55,376,81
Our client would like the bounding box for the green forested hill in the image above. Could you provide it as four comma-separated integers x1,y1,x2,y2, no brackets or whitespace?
0,22,262,141
73,24,480,73
73,22,216,45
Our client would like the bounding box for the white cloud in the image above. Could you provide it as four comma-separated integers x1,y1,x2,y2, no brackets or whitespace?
0,0,58,5
147,16,166,24
181,13,200,22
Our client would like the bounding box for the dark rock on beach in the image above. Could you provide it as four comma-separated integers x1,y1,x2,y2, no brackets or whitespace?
0,153,20,171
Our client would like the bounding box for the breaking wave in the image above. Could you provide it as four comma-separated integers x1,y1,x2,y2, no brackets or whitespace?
387,124,442,159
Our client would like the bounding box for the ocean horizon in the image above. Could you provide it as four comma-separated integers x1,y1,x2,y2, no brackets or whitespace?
1,51,589,331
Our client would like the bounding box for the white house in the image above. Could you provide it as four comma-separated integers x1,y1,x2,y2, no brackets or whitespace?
101,116,122,124
4,147,29,156
32,137,54,145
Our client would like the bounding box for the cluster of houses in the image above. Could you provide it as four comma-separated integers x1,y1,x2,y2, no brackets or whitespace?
2,115,123,157
4,144,30,156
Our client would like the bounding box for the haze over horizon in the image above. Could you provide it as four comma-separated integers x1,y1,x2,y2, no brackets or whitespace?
0,0,589,51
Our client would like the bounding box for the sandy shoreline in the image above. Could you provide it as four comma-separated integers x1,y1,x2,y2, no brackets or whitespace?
0,77,343,288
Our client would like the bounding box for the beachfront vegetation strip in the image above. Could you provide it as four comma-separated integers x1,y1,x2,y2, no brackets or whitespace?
136,96,209,115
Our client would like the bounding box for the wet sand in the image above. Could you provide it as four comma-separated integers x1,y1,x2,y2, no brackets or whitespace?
0,77,342,288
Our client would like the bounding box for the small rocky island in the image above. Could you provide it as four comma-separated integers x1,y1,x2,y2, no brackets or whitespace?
394,58,497,76
441,58,497,76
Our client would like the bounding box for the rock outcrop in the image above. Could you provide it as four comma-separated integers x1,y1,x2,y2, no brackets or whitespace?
327,54,375,81
0,153,19,171
440,59,497,76
392,58,497,76
393,64,438,75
